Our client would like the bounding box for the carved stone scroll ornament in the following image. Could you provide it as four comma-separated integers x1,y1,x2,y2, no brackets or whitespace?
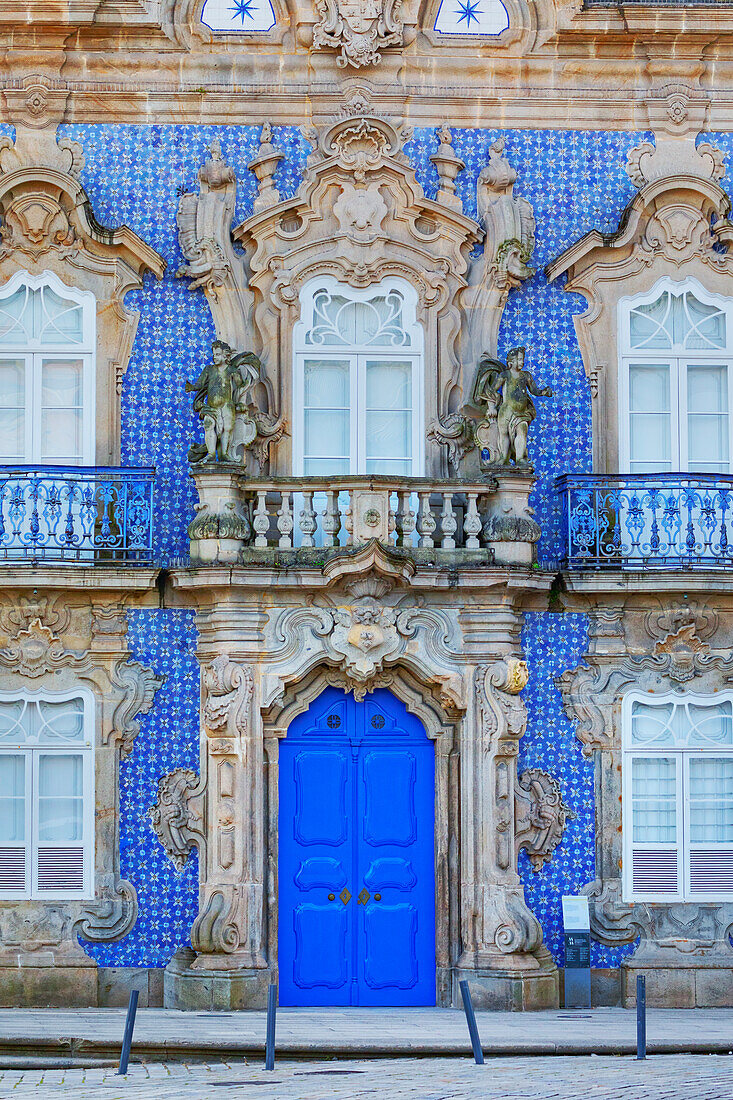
203,654,254,739
515,768,574,871
149,768,204,871
313,0,404,68
461,138,536,371
110,658,166,758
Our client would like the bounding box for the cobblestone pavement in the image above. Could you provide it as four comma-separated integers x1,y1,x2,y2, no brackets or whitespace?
1,1055,733,1099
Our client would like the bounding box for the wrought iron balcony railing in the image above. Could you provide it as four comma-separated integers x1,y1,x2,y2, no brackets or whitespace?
0,466,155,565
556,473,733,570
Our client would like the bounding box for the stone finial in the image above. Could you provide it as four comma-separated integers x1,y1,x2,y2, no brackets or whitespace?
430,125,465,212
248,123,284,212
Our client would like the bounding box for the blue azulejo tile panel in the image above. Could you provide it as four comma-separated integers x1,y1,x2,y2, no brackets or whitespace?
80,609,200,968
520,611,636,968
57,124,648,562
407,127,652,562
58,124,310,564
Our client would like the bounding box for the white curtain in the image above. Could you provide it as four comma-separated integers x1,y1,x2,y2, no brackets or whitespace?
631,756,677,843
37,754,83,844
0,755,25,844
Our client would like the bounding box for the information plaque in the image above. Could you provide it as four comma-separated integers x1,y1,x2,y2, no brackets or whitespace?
562,895,591,1009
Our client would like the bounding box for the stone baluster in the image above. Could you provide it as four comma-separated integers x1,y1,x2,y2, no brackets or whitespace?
253,490,270,548
417,492,437,548
322,490,341,547
465,492,482,550
388,493,398,546
397,490,416,547
343,492,354,546
277,491,294,548
440,492,458,549
299,491,317,547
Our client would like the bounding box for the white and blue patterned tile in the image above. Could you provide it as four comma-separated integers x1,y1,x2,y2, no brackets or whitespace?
80,609,200,967
520,612,637,967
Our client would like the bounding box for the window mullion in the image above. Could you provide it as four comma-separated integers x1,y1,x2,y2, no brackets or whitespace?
680,751,689,901
675,356,685,473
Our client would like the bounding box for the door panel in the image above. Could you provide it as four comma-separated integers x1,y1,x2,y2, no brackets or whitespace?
279,687,435,1006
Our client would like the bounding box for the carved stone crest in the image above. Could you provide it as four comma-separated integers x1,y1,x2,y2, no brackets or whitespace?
333,182,387,243
328,597,401,679
0,618,87,678
313,0,403,68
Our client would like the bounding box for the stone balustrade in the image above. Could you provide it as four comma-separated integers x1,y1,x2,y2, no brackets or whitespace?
188,468,541,568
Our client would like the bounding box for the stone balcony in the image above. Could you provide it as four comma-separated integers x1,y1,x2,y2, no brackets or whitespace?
187,467,542,569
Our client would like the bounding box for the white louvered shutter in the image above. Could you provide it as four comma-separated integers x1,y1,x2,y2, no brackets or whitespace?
0,753,28,894
628,754,682,900
687,755,733,898
34,753,85,894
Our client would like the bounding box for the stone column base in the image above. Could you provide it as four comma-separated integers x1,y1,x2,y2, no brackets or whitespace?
452,964,559,1011
164,947,272,1010
622,957,733,1008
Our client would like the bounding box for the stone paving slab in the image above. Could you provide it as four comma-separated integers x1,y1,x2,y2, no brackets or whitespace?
0,1007,732,1061
2,1055,733,1100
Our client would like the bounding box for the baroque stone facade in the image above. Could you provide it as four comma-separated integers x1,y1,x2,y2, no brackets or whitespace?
1,0,733,1012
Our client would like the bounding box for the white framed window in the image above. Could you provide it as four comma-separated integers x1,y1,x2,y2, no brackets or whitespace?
292,277,424,476
0,690,95,899
619,278,733,475
622,691,733,902
0,271,96,465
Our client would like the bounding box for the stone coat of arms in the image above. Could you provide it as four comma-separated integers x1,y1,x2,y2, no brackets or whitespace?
313,0,404,68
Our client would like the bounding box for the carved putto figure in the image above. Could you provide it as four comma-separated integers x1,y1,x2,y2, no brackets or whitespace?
313,0,403,68
186,340,285,472
186,340,262,464
471,346,552,467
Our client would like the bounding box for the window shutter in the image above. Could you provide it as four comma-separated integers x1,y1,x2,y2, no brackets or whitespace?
631,849,680,896
36,848,84,892
688,850,733,894
0,847,26,891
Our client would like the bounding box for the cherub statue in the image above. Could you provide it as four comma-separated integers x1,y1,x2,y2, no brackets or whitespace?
186,340,263,464
471,345,552,466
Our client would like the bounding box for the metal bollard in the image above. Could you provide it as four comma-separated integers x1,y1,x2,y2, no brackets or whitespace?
265,983,277,1071
116,988,140,1075
459,980,484,1065
636,975,646,1060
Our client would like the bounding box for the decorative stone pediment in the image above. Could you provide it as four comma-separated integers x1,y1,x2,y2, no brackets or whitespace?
227,109,482,470
546,86,733,472
321,539,416,588
0,126,165,463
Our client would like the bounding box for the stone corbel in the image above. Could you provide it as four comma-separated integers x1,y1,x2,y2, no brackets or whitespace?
461,138,536,367
515,768,574,871
149,768,206,871
177,141,254,349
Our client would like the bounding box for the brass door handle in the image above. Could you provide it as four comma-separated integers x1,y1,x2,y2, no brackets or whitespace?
357,888,370,905
374,893,381,901
328,893,335,901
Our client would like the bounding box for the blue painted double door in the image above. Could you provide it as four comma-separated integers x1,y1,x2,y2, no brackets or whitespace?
278,687,436,1006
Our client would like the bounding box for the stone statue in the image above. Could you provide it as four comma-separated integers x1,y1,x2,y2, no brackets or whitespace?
186,339,264,464
471,346,552,467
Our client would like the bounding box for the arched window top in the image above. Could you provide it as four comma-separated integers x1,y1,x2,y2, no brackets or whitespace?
296,277,422,353
623,278,731,354
0,271,94,352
